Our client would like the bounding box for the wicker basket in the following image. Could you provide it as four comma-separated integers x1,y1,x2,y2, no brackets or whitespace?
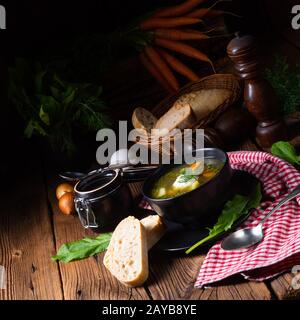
136,74,241,157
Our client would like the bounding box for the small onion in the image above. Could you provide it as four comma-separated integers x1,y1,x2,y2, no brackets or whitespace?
58,192,75,215
56,183,74,200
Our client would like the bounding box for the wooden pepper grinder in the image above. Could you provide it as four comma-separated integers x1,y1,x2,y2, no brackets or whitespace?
227,33,287,148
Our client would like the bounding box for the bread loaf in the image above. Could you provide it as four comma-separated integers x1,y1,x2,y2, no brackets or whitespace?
141,215,165,250
132,107,157,132
154,103,196,136
103,215,165,287
175,88,232,121
103,216,148,287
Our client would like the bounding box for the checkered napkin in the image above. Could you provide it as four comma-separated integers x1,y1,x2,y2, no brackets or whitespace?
195,151,300,288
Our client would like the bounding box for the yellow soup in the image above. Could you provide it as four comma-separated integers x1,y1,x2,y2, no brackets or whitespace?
150,159,224,199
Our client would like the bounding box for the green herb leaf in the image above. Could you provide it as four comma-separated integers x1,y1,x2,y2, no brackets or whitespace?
264,55,300,115
35,69,46,93
178,174,197,183
271,141,300,165
52,233,112,263
62,87,76,105
24,120,48,138
8,59,111,157
39,105,50,126
186,183,262,254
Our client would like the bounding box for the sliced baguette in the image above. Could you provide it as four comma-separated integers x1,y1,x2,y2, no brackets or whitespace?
140,215,165,250
132,107,157,131
175,88,232,121
154,103,196,136
103,215,165,287
103,216,148,287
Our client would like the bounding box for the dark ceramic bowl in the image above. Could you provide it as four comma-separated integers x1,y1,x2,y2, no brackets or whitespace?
142,148,232,227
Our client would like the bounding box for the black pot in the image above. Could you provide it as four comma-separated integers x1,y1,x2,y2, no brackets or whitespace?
142,148,233,227
74,165,158,231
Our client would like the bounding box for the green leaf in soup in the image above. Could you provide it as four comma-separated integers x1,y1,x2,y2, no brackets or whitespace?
271,141,300,165
178,174,197,183
51,233,112,263
39,105,50,126
186,183,262,254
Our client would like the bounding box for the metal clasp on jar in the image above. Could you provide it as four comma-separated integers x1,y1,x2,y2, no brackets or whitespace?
75,198,98,229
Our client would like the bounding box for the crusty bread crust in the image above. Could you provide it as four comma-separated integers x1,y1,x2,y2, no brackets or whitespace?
140,215,165,250
103,215,165,287
132,107,157,131
154,103,196,134
176,89,232,121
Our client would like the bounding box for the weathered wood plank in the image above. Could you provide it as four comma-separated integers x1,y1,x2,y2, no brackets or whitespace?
0,150,63,300
146,254,199,300
191,279,271,300
146,252,271,300
45,166,151,300
269,272,300,300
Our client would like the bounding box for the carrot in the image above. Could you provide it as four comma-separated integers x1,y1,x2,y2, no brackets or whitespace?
154,28,209,41
153,0,205,18
144,46,179,91
186,0,236,18
139,52,175,93
140,17,202,31
187,8,213,18
187,8,238,18
204,9,242,18
190,161,201,170
154,38,215,72
157,48,200,82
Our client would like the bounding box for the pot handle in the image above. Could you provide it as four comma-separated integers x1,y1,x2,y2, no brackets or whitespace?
75,199,98,229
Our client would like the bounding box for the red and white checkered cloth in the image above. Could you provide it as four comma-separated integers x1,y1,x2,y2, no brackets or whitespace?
195,151,300,288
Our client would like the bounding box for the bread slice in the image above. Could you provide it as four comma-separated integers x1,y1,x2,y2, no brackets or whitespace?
154,103,196,136
140,215,165,250
103,216,148,287
132,107,157,132
103,215,165,287
175,89,232,121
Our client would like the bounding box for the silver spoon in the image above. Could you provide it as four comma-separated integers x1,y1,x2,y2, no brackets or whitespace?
221,184,300,251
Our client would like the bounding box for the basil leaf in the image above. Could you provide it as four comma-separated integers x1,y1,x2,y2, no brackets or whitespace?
186,183,262,254
271,141,300,165
52,233,112,263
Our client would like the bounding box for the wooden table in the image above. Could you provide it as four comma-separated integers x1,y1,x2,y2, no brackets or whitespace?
1,138,300,301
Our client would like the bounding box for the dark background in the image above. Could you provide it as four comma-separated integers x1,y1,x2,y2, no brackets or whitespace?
0,0,299,172
2,0,291,60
